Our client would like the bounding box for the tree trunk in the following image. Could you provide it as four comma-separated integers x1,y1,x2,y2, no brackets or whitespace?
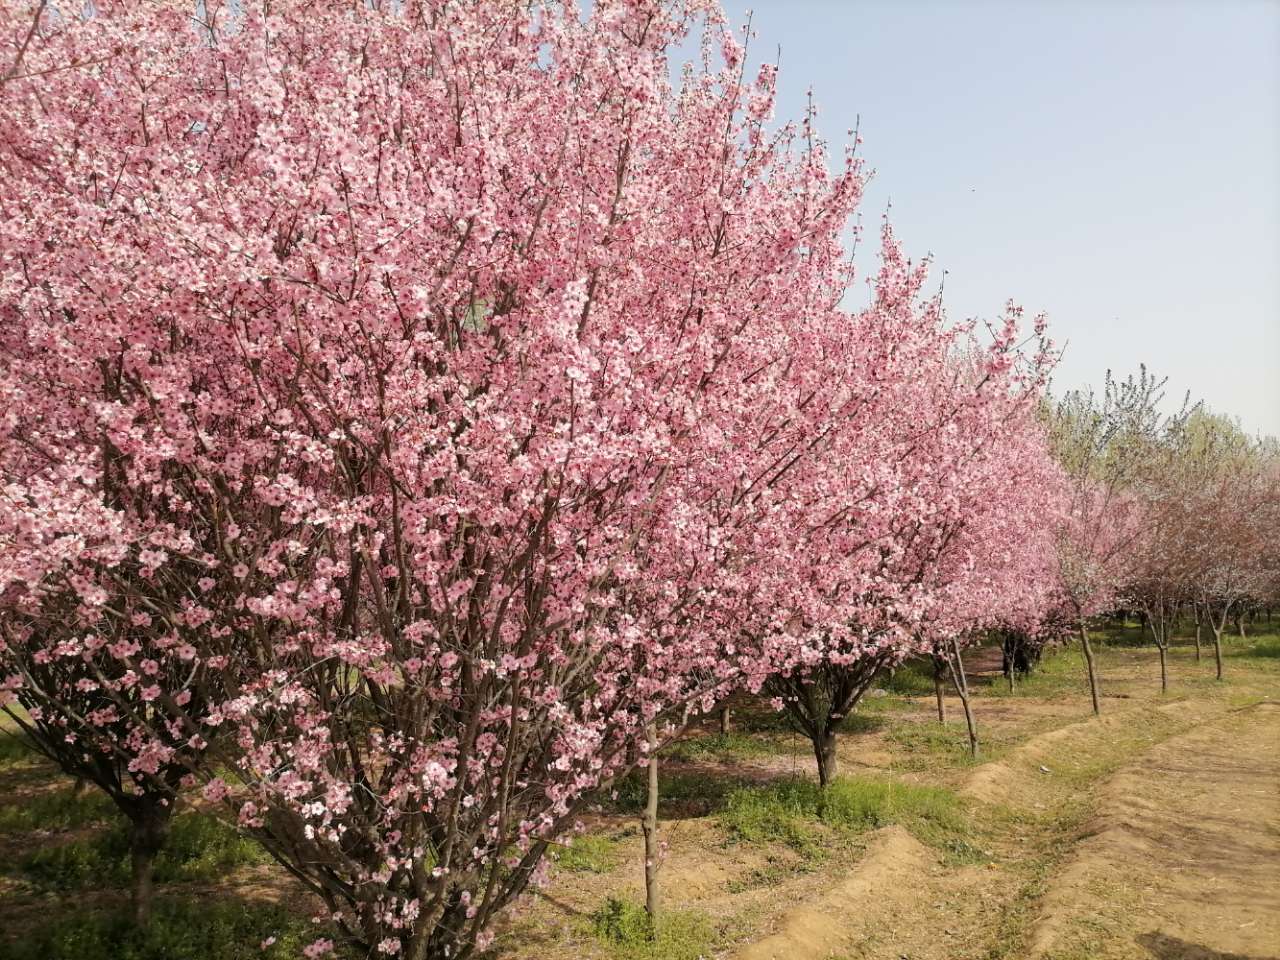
945,637,978,759
1150,607,1169,694
932,655,947,724
1080,622,1101,716
1193,612,1202,662
1212,626,1224,681
813,729,838,787
641,723,660,920
718,704,730,736
127,801,173,927
1237,615,1247,640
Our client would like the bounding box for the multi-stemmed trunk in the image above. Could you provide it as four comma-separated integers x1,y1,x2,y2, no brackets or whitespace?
1207,601,1232,681
943,637,978,759
767,658,886,791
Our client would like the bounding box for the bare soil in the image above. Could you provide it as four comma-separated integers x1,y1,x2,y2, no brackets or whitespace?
1028,702,1280,960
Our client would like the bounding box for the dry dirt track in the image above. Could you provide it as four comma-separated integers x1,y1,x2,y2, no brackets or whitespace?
728,699,1280,960
1030,701,1280,960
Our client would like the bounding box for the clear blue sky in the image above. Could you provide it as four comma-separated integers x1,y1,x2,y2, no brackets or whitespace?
712,0,1280,437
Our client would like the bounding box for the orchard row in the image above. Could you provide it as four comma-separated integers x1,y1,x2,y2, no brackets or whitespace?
1,2,1275,958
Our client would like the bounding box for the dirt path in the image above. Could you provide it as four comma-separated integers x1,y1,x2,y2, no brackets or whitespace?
734,826,951,960
1029,702,1280,960
726,694,1278,960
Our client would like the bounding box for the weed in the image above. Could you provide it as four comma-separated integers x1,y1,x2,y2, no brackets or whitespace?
15,811,268,891
0,897,326,960
0,785,114,833
664,732,784,763
586,897,715,960
549,832,620,874
718,775,972,862
608,769,746,817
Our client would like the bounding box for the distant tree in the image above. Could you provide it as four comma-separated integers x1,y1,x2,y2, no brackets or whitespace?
1047,368,1191,713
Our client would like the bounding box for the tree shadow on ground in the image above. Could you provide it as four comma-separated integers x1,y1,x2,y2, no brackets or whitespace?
1137,932,1279,960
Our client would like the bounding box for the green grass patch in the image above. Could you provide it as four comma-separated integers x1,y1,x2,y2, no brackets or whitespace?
608,769,747,817
0,784,115,833
881,659,937,697
549,832,620,874
887,721,983,767
717,775,975,862
664,732,787,763
0,731,35,767
1232,633,1280,661
586,897,715,960
983,645,1091,701
0,897,322,960
14,811,268,891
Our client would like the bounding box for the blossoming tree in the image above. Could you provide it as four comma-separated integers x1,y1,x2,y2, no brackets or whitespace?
0,0,944,954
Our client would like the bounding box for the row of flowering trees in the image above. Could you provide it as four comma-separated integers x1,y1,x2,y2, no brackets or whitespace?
1119,408,1278,686
1047,373,1279,702
0,0,1267,957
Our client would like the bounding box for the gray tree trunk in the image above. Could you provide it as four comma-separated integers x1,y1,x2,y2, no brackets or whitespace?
932,656,947,724
641,723,660,920
1080,623,1101,715
814,729,838,787
945,637,979,759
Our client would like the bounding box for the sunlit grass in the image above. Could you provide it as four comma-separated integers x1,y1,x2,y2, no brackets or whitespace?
585,896,716,960
717,775,982,864
14,812,269,891
0,898,324,960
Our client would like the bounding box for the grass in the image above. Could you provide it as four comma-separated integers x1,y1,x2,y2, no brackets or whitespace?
663,732,787,763
724,853,818,892
586,897,716,960
887,721,982,767
984,645,1093,700
881,659,938,697
14,811,269,891
608,768,748,817
1232,632,1280,662
549,832,621,874
0,784,115,833
0,732,35,767
717,774,977,862
0,898,324,960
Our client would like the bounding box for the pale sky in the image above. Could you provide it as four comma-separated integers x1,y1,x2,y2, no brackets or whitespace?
714,0,1280,437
